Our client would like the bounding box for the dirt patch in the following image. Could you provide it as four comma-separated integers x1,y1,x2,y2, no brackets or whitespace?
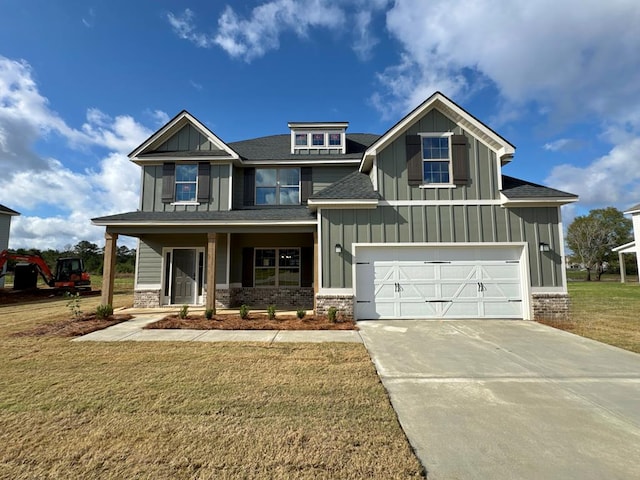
0,288,99,305
146,313,357,331
11,313,134,337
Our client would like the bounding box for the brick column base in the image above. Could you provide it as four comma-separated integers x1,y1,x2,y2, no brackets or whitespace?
134,290,161,308
531,293,570,322
315,294,354,320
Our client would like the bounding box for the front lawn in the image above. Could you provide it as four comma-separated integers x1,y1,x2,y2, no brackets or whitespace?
0,292,423,478
554,281,640,354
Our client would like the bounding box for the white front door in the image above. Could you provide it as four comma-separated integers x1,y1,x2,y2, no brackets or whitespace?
355,246,526,320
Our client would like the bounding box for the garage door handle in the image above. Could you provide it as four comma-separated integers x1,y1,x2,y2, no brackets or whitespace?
507,299,522,302
425,300,451,303
424,261,451,264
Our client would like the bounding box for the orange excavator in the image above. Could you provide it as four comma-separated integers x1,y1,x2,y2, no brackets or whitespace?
0,250,91,291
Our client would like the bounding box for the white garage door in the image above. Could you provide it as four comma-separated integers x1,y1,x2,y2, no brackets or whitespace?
355,246,525,319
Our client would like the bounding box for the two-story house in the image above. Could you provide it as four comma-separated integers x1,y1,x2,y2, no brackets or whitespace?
93,92,577,320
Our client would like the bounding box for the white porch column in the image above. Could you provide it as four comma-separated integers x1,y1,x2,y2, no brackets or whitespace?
206,233,217,311
619,252,626,283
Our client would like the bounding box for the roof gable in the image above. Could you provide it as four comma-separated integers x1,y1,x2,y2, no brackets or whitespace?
360,92,516,173
0,204,20,216
129,111,239,163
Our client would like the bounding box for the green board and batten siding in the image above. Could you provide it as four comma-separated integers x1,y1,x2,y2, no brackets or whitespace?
377,108,499,202
321,206,563,290
141,164,231,212
156,124,225,153
136,234,228,286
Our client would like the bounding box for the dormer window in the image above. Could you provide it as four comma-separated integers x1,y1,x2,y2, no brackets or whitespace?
288,122,349,154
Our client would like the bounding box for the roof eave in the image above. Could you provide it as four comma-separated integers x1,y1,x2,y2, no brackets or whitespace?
500,195,579,207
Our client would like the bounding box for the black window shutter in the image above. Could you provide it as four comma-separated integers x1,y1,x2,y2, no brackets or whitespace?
451,134,469,185
161,162,176,203
300,246,313,287
300,167,312,203
242,247,254,287
197,163,210,202
406,135,423,186
243,168,255,206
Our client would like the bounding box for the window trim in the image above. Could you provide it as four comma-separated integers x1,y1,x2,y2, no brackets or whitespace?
254,247,301,288
255,167,301,206
419,132,454,187
292,131,344,150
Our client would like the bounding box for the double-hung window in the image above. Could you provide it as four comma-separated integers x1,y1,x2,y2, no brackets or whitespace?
421,134,451,184
254,248,300,287
175,164,198,202
256,168,300,205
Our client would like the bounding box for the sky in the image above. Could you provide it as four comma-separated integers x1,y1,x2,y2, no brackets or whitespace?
1,0,640,250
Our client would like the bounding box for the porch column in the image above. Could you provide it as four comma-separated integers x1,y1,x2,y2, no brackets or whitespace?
206,233,217,311
101,231,118,306
619,252,626,283
313,230,318,310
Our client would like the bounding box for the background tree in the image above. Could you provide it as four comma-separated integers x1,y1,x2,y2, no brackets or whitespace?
566,207,632,281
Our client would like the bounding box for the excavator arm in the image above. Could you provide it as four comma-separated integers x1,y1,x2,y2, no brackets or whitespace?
0,250,55,287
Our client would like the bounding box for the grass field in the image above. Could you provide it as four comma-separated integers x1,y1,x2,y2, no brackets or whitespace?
561,280,640,354
0,276,424,479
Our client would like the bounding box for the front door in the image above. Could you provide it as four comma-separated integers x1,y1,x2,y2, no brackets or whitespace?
171,249,196,304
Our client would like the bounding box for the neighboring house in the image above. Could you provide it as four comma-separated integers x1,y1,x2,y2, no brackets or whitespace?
0,204,20,288
613,203,640,283
93,92,578,320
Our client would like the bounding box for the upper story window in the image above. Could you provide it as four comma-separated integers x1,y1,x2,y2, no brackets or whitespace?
256,168,300,205
288,122,349,154
312,133,324,146
328,133,341,146
422,134,451,184
295,133,307,146
175,164,198,202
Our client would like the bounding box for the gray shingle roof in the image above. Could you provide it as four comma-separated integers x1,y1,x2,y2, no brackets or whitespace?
228,133,379,161
0,204,19,215
92,207,315,224
309,171,380,200
625,202,640,213
501,175,577,199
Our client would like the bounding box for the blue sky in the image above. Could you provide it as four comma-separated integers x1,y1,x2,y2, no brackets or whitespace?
1,0,640,250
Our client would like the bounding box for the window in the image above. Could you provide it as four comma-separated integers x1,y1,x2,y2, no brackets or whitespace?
255,248,300,287
312,133,324,146
256,168,300,205
295,133,307,146
422,135,451,184
175,164,197,202
328,133,341,146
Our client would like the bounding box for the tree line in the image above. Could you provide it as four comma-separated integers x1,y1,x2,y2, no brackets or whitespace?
566,207,636,281
6,240,135,275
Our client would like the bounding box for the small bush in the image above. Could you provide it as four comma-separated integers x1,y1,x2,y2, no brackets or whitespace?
239,304,250,319
179,304,189,319
95,304,113,319
267,305,277,320
296,308,306,319
64,292,82,319
205,308,215,320
327,306,338,323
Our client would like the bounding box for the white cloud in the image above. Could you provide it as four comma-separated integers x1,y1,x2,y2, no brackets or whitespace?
0,56,153,250
543,138,583,152
167,8,214,48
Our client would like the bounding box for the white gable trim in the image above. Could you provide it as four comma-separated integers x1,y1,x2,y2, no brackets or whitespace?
129,110,240,161
360,92,515,173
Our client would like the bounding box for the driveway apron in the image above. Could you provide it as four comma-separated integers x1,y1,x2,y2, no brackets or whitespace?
358,320,640,480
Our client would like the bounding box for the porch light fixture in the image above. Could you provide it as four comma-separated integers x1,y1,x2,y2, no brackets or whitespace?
335,243,343,254
539,242,551,252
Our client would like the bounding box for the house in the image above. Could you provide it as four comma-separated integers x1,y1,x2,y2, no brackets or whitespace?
613,203,640,283
0,204,20,288
92,92,578,320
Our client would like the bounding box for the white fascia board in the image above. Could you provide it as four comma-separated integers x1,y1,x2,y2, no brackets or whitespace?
129,111,240,161
91,220,318,227
288,122,349,129
353,241,528,249
241,159,360,166
360,92,515,171
613,241,636,253
380,199,501,206
624,207,640,215
307,199,378,210
500,197,579,207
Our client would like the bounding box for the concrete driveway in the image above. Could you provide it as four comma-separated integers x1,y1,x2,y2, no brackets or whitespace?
358,320,640,480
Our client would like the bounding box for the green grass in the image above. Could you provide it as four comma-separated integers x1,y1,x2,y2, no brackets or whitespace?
560,280,640,353
0,286,423,479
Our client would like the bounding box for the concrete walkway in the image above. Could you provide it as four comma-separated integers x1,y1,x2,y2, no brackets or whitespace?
358,320,640,480
74,314,363,343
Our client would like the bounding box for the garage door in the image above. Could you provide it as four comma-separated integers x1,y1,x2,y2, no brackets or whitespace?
355,246,525,319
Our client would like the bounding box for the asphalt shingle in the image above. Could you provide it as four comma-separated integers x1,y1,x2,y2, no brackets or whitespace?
309,171,379,200
501,175,577,199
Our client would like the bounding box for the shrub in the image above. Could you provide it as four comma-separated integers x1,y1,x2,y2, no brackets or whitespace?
239,304,250,319
267,304,277,320
96,304,113,319
179,304,189,319
205,308,215,320
64,292,82,319
296,308,306,319
327,306,338,323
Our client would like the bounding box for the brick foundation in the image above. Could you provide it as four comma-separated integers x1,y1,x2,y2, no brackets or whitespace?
531,292,570,322
134,290,161,308
229,287,314,310
315,294,354,320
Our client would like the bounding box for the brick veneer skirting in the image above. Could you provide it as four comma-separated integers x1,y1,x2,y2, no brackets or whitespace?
134,290,161,308
229,287,314,309
531,292,570,322
315,294,354,320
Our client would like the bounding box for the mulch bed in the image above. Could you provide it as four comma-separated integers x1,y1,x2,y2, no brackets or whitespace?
145,313,357,331
11,314,134,338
